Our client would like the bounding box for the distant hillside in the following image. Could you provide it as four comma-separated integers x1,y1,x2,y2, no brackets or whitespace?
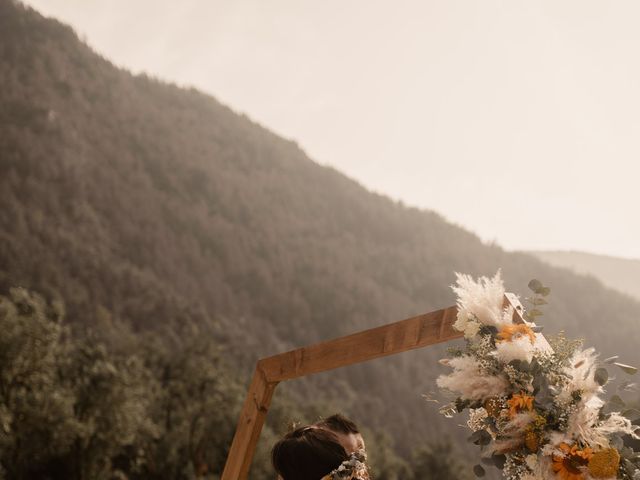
1,1,639,476
530,251,640,301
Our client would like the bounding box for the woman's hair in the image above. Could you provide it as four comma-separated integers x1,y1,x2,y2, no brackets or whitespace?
271,426,348,480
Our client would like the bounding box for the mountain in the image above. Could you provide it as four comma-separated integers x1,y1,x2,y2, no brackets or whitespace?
529,250,640,301
1,1,639,477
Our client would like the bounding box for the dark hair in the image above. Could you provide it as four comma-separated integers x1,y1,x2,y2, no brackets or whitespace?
316,413,360,434
272,426,348,480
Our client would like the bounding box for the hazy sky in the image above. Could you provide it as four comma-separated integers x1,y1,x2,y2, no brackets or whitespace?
24,1,640,258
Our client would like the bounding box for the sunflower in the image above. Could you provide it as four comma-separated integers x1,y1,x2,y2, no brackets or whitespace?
497,324,536,344
588,448,620,478
552,443,593,480
507,392,534,417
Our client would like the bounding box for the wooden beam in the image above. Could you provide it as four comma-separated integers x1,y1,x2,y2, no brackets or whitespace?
221,366,278,480
258,304,462,383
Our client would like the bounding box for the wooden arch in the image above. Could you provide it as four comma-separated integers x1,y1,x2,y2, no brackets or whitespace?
221,293,542,479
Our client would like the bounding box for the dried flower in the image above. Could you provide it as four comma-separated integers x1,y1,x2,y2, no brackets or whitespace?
508,392,534,418
452,271,510,328
497,324,536,345
525,430,541,453
436,355,510,401
587,448,620,478
484,397,504,417
437,273,639,480
551,443,593,480
494,336,536,363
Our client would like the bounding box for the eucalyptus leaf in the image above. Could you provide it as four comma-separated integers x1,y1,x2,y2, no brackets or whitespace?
539,287,551,296
528,279,543,293
473,465,486,477
529,358,541,374
611,435,624,450
493,454,507,469
614,362,638,375
479,325,498,336
622,408,640,421
532,297,548,305
509,359,524,371
468,430,492,446
609,394,626,409
594,368,609,386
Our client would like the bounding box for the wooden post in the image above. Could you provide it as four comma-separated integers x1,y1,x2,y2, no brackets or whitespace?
221,365,278,480
221,293,547,479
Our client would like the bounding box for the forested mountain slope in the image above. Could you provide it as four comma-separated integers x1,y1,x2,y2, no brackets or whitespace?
530,250,640,301
1,1,638,475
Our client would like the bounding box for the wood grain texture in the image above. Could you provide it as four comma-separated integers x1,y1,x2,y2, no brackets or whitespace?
258,304,462,382
220,366,277,480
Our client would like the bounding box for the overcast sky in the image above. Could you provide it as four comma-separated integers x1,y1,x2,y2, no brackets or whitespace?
24,0,640,259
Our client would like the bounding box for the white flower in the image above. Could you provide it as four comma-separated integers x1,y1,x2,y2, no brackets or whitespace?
464,320,482,339
525,454,539,470
504,411,537,434
588,411,640,448
452,271,512,329
437,355,509,401
467,408,489,431
493,336,536,363
453,310,469,332
557,348,601,403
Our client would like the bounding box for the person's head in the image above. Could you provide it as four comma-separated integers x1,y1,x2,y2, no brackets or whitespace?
271,426,348,480
315,414,365,455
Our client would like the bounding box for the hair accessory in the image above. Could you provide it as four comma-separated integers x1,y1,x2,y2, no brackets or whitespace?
321,449,368,480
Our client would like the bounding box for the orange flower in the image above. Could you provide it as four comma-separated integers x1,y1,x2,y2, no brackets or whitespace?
507,392,534,417
497,324,536,344
552,443,593,480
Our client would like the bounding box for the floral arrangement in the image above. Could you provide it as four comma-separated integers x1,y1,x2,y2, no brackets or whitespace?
321,449,369,480
436,272,639,480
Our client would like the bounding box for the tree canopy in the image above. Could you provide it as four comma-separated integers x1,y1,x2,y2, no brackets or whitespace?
1,1,638,477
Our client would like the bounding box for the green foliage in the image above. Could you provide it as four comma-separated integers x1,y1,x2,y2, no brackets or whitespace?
410,440,473,480
140,335,243,479
61,342,157,479
362,431,411,480
0,288,244,480
0,288,76,478
2,287,427,479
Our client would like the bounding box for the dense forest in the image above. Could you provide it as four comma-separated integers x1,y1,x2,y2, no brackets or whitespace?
0,1,638,478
